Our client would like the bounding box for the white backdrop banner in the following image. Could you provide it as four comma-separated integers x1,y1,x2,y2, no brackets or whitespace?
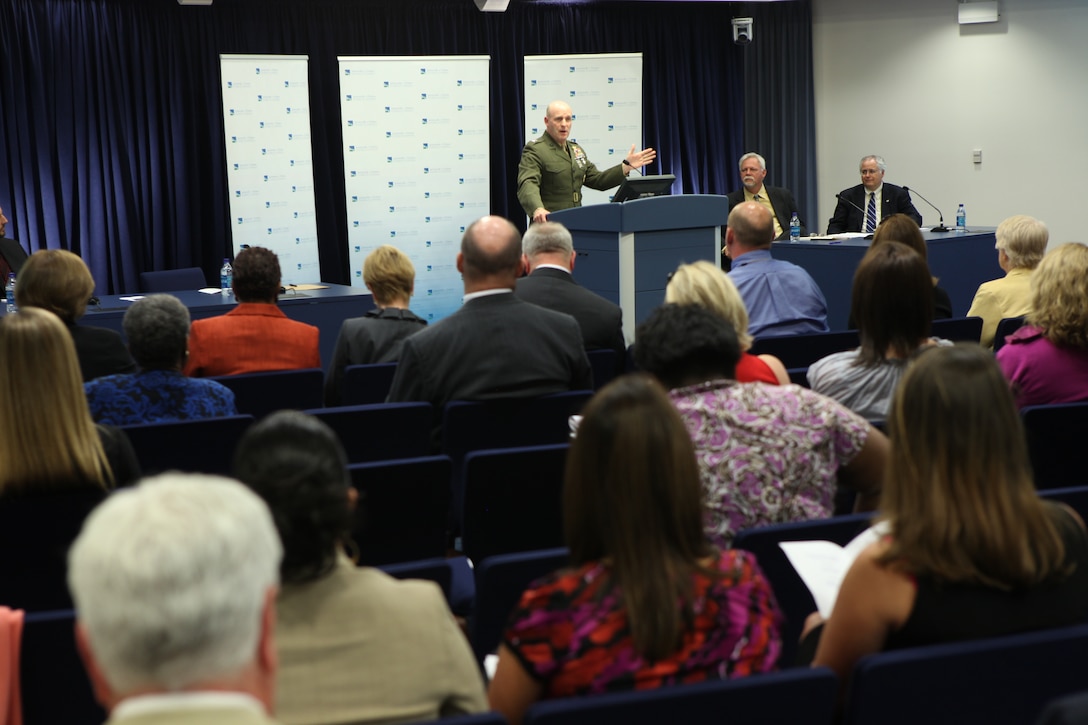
523,53,644,209
338,55,490,323
221,55,320,285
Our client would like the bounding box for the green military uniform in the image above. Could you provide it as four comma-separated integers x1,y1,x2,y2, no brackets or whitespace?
516,133,627,218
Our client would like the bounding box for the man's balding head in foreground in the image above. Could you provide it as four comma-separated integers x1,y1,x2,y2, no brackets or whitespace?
724,201,775,260
458,216,523,293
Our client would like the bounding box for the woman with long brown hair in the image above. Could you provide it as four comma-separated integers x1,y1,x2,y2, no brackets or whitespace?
488,374,781,724
812,345,1088,691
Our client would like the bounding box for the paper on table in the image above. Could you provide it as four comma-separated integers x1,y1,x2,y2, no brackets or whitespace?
778,521,889,618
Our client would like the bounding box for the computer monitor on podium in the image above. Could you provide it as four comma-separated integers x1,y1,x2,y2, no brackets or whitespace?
610,174,676,203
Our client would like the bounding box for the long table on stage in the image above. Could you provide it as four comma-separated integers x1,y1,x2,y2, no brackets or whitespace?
25,284,375,372
771,228,1002,332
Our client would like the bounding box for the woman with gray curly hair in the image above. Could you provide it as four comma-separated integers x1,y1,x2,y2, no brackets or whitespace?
84,294,237,425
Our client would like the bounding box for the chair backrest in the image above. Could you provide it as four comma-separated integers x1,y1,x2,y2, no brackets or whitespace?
341,362,398,405
377,557,454,604
0,488,105,612
306,402,432,464
422,714,508,725
930,315,983,343
120,414,255,476
842,623,1088,725
585,348,619,391
470,547,570,663
138,267,207,292
524,667,839,725
1022,402,1088,489
348,455,451,566
211,368,324,419
21,609,107,723
1038,486,1088,522
733,513,873,666
993,314,1027,352
442,390,591,464
749,330,860,369
461,444,568,565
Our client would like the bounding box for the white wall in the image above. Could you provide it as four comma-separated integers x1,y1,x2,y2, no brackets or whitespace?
813,0,1088,246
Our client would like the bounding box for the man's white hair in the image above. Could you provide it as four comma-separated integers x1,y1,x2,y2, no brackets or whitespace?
68,473,282,694
522,221,574,259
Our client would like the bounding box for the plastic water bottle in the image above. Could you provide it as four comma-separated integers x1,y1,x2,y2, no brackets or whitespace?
956,204,966,232
4,272,14,313
220,258,233,294
789,212,801,242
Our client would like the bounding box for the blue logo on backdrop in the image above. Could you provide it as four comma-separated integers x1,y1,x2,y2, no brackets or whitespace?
424,192,430,199
350,170,357,177
420,68,426,74
261,148,267,155
458,129,464,136
233,164,239,170
288,133,294,141
426,241,432,247
389,206,396,213
259,122,265,128
284,81,290,87
257,95,263,102
608,77,614,83
354,245,361,252
422,143,429,150
608,101,614,108
349,145,356,152
421,93,427,100
235,191,241,197
344,69,351,76
353,221,360,228
267,228,274,235
459,202,465,208
255,68,261,75
387,156,393,163
297,263,302,270
608,125,614,132
569,66,575,73
289,160,295,167
295,237,301,244
390,231,397,237
422,118,428,125
569,91,576,97
388,181,395,188
457,80,463,87
263,175,269,182
348,120,354,127
227,81,233,88
386,131,392,138
237,218,244,224
530,79,537,86
231,136,238,143
346,95,353,102
286,107,292,114
292,186,298,192
293,212,299,219
458,178,465,184
351,195,358,202
457,105,463,111
427,265,432,272
460,225,466,233
385,106,391,113
265,202,271,208
424,217,431,223
423,167,430,174
383,81,389,87
229,109,235,116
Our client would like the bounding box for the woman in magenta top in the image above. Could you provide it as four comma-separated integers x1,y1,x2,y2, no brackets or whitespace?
488,375,782,724
997,243,1088,408
666,261,788,385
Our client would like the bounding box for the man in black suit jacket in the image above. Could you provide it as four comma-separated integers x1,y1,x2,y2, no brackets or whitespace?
514,221,625,363
0,205,29,279
726,152,808,241
827,154,922,233
387,216,592,422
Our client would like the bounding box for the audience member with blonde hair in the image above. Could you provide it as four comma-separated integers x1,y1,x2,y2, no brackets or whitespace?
846,214,953,326
0,307,140,611
0,307,138,494
968,214,1049,348
665,261,789,384
325,245,427,404
15,249,135,381
809,242,950,419
810,345,1088,695
489,375,781,725
997,242,1088,408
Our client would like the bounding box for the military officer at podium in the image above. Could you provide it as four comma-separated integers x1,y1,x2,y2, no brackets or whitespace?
517,100,656,224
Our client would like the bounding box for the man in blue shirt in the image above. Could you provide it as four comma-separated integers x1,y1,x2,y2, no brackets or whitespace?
725,201,829,338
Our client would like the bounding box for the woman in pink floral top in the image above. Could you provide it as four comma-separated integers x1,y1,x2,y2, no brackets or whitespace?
635,304,889,547
488,375,782,725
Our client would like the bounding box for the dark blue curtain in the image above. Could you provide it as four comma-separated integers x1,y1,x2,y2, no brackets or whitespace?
0,0,811,294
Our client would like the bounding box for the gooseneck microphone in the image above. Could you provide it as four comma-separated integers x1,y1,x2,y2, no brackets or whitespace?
902,186,950,232
835,192,867,217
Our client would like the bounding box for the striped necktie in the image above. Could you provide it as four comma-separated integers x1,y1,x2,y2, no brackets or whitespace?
865,192,877,233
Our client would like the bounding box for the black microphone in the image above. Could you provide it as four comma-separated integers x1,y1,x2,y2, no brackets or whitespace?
833,193,873,236
835,192,867,217
903,186,949,232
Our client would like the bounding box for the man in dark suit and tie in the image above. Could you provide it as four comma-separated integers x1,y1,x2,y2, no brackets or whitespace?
514,221,625,361
387,216,592,420
726,152,807,241
0,205,29,279
827,154,922,234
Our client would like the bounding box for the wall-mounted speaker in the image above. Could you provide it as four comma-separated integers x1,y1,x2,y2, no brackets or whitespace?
474,0,510,11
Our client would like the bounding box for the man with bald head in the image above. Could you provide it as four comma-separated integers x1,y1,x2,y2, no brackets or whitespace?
387,216,592,423
725,202,829,338
517,100,656,224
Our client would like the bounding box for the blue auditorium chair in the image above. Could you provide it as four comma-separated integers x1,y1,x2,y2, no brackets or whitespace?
348,455,451,566
470,547,570,664
930,315,983,343
732,513,874,666
749,330,860,370
524,667,839,725
120,414,255,476
306,402,432,464
211,367,324,419
993,314,1027,352
461,444,568,565
21,609,106,723
585,348,619,390
138,267,207,293
1022,402,1088,489
341,362,398,405
842,623,1088,725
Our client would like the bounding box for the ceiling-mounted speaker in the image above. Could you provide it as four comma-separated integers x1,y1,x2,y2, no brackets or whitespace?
958,1,999,24
178,0,213,5
475,0,510,11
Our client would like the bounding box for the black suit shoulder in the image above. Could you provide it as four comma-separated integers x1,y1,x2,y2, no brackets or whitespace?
515,269,624,355
68,323,136,382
